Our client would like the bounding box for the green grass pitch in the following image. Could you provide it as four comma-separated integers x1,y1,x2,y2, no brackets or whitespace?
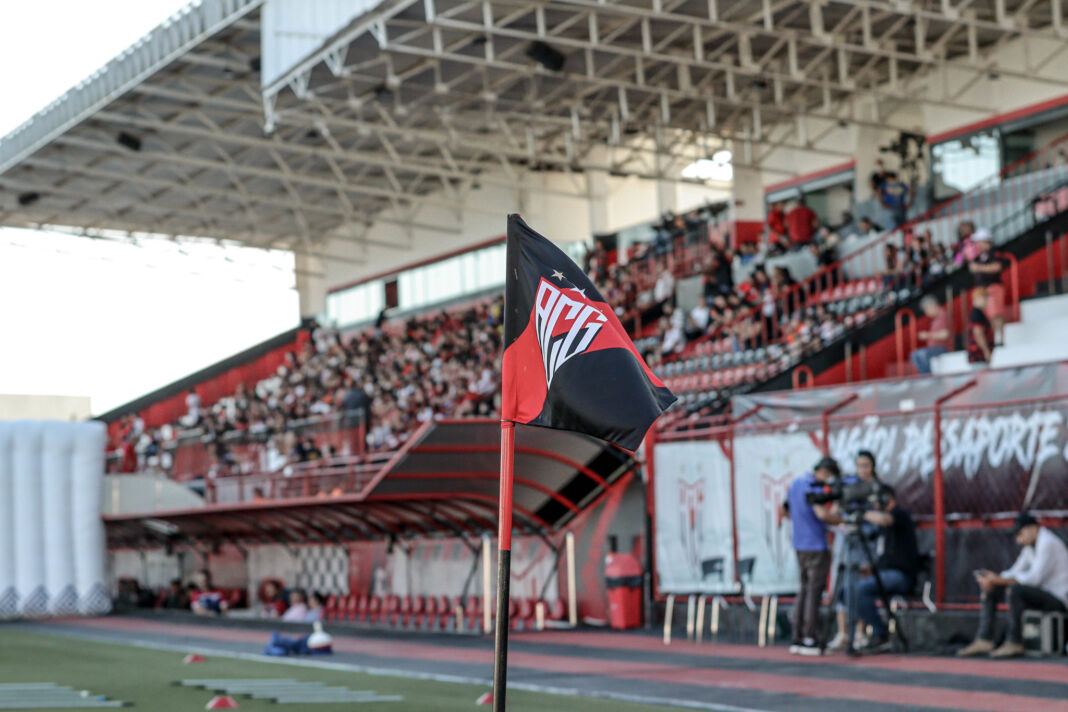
0,630,680,712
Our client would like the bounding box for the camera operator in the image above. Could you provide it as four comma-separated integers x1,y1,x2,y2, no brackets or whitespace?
783,457,842,656
828,451,881,651
851,484,919,653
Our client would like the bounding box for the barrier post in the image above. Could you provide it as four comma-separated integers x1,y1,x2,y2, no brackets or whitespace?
821,394,859,456
933,379,978,604
565,531,578,626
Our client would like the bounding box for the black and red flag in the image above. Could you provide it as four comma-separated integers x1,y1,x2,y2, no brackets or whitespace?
501,214,676,451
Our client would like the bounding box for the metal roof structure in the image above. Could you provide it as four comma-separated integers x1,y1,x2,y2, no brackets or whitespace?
2,0,1064,256
104,418,637,549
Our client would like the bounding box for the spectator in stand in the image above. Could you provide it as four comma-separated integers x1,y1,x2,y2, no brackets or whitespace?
659,312,685,356
653,261,676,305
161,578,190,610
967,289,995,366
190,570,228,616
766,202,787,243
869,158,891,197
957,512,1068,659
835,211,855,237
877,171,913,228
856,216,882,239
953,220,979,266
281,589,310,622
261,580,287,618
182,389,201,427
786,198,819,246
968,230,1008,344
910,297,953,374
305,592,326,622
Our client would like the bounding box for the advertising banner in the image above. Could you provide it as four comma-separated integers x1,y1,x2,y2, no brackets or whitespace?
733,432,823,596
654,441,735,594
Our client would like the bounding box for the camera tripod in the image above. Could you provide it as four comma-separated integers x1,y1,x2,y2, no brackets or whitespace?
822,516,909,656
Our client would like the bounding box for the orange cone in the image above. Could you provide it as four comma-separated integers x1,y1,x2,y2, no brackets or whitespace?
205,696,239,709
184,653,206,664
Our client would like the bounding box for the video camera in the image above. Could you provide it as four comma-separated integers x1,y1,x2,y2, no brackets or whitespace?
805,477,889,516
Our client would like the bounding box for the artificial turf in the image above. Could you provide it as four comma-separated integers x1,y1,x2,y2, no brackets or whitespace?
0,629,682,712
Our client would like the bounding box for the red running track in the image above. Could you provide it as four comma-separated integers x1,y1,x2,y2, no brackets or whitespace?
48,617,1068,712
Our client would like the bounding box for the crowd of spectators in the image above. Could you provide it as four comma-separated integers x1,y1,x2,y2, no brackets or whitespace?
116,570,326,623
108,199,1009,473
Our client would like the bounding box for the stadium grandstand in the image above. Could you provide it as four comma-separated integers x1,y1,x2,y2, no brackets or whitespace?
2,1,1068,711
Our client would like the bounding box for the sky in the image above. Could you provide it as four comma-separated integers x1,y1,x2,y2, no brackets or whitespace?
0,0,300,415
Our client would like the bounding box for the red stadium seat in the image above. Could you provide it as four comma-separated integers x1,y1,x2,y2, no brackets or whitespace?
324,594,338,621
367,595,382,624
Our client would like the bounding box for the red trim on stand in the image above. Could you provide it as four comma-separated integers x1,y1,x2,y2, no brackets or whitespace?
928,92,1068,144
763,160,856,195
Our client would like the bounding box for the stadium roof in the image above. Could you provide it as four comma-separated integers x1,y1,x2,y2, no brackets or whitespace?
103,418,636,549
1,0,1064,254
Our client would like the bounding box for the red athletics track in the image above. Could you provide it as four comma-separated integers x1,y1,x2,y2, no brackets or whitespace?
22,616,1068,712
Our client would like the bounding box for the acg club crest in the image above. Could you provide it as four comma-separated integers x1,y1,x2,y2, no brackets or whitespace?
534,276,608,387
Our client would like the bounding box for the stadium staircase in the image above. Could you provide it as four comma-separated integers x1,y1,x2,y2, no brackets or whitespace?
931,292,1068,374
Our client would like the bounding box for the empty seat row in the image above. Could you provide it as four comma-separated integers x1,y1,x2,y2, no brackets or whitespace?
322,594,565,632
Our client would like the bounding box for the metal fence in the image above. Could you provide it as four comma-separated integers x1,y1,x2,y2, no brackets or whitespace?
650,391,1068,606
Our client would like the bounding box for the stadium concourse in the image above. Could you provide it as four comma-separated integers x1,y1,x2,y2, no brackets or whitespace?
4,1,1068,711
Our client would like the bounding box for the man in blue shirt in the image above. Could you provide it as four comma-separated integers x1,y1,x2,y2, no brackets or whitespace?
784,456,842,655
878,172,913,228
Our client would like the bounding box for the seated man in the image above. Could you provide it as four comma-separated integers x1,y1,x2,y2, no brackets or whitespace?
851,485,919,653
910,296,952,375
190,570,229,616
958,512,1068,658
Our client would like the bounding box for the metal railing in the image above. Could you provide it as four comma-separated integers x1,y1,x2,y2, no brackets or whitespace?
674,130,1068,360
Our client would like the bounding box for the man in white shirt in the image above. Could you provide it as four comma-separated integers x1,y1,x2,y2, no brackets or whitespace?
957,512,1068,658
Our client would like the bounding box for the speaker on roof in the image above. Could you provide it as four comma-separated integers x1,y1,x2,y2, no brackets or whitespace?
116,132,142,152
527,41,565,72
17,192,39,207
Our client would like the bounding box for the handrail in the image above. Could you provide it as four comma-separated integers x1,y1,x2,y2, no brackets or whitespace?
791,365,814,389
672,128,1068,360
894,308,918,370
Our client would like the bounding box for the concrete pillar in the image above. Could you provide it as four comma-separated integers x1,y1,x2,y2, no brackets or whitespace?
294,252,327,320
587,167,611,236
730,147,765,247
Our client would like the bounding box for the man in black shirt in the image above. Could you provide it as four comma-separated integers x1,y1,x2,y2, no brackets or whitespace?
854,485,919,652
968,290,995,365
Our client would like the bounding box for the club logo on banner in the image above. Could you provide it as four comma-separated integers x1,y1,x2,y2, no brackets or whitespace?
677,479,705,575
734,432,823,595
760,474,793,575
654,441,735,594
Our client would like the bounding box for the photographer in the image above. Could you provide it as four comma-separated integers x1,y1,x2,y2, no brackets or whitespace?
784,457,842,656
850,485,919,653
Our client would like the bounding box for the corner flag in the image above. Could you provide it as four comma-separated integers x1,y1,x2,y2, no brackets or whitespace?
501,214,676,451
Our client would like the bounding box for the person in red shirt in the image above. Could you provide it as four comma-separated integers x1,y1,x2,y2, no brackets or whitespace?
786,199,819,245
767,202,787,240
910,296,953,374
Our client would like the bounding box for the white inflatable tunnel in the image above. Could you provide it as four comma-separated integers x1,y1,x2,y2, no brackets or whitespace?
0,420,110,619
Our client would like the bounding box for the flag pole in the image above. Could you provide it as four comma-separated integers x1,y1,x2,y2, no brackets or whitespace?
492,419,515,711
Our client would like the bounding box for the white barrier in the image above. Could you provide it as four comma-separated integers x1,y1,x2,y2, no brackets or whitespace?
0,420,110,619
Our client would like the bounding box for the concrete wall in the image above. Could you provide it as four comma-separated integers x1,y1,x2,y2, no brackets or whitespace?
0,394,90,421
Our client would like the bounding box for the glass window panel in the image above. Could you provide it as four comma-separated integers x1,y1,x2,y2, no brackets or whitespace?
931,131,1000,200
